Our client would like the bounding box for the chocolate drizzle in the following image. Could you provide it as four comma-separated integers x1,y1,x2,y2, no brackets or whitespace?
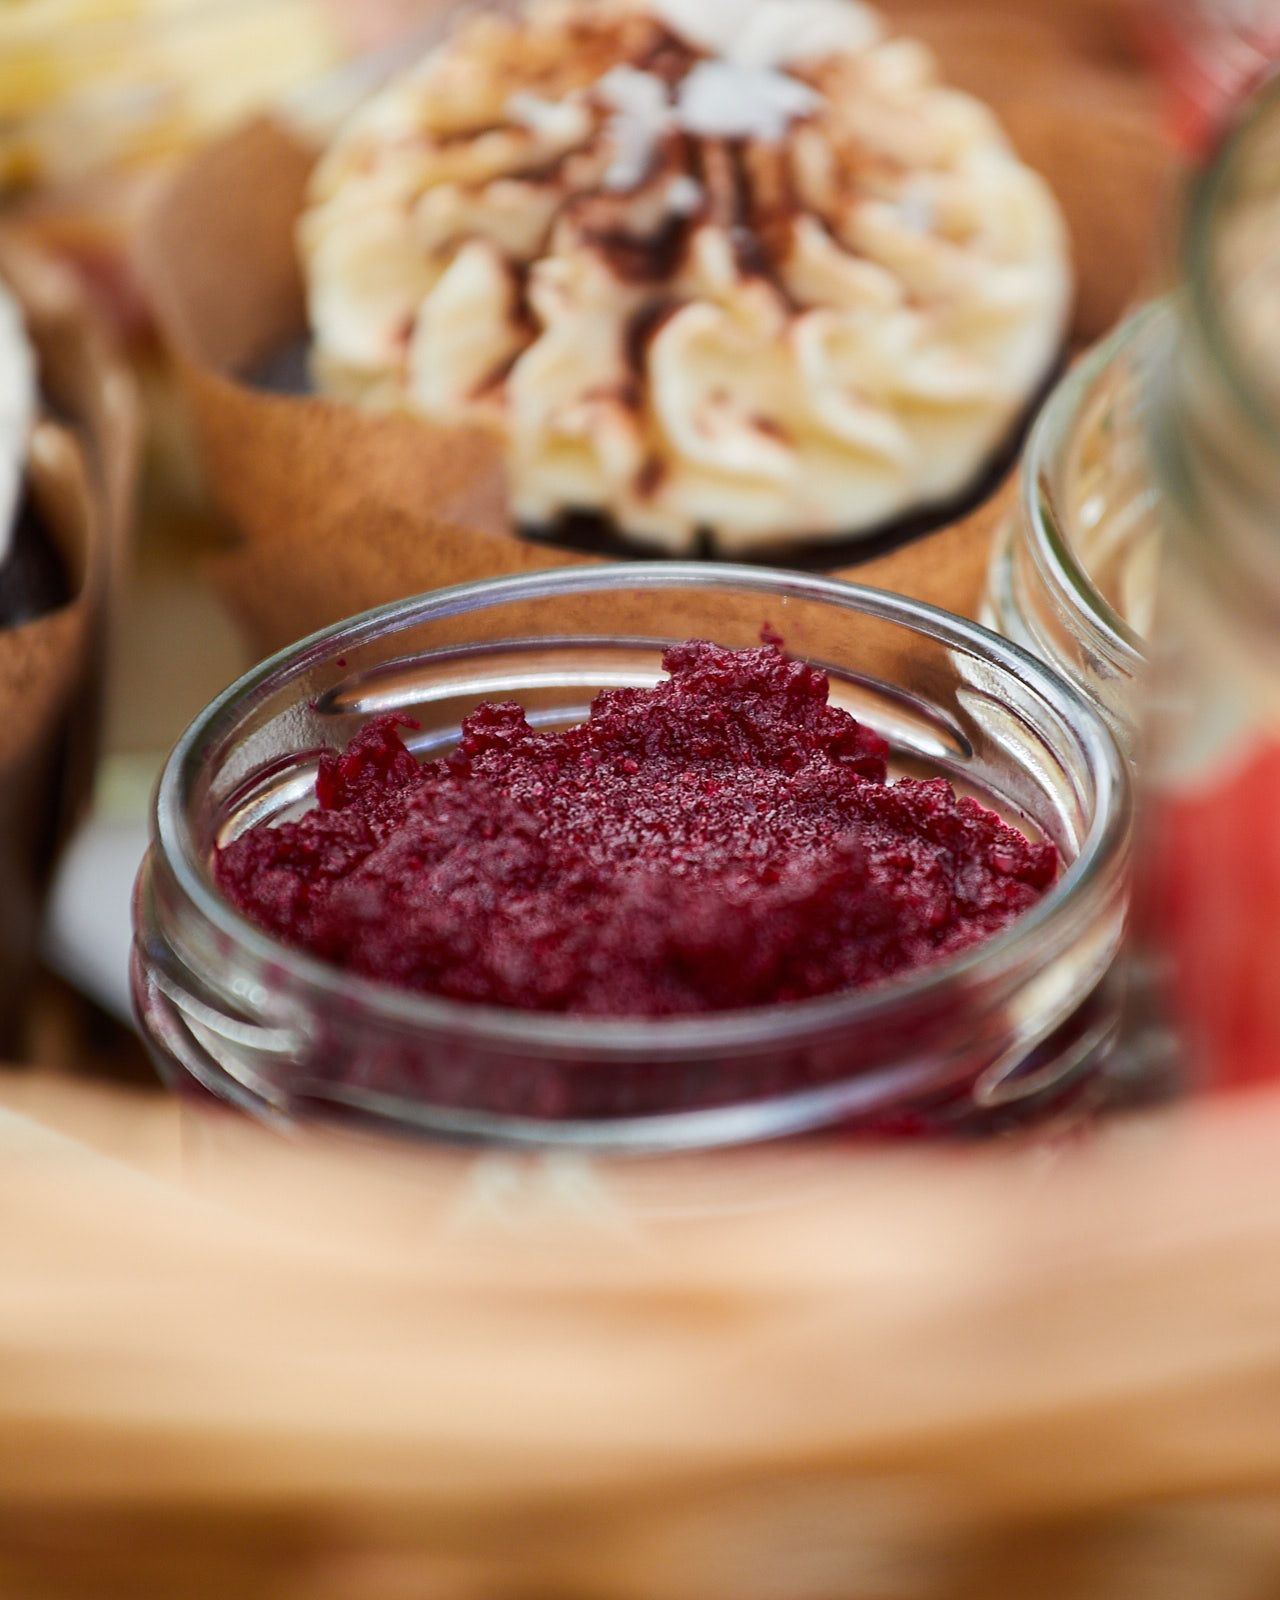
393,313,416,353
623,297,682,373
427,122,509,147
417,22,813,307
583,379,643,408
507,256,537,339
505,148,580,188
470,350,523,402
741,137,803,271
689,135,802,301
752,414,791,443
470,258,538,400
631,24,702,87
582,210,694,284
634,454,666,499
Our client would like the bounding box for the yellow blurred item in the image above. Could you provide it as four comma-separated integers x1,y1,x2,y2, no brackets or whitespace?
0,0,345,194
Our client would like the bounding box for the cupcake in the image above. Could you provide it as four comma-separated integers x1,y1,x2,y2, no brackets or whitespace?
0,247,134,1050
300,0,1073,556
0,271,62,1044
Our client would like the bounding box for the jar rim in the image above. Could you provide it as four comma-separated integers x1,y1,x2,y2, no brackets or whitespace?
153,562,1131,1055
1019,306,1159,673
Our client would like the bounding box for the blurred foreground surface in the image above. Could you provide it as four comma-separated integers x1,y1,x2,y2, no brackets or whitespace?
2,1077,1280,1599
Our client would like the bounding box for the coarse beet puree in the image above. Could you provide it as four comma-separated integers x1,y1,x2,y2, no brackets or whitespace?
215,639,1057,1017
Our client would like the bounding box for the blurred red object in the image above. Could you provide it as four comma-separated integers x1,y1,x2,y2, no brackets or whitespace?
1138,0,1280,153
1125,66,1280,1100
1146,748,1280,1091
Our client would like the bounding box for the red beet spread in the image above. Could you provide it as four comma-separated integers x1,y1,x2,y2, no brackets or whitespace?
214,640,1057,1017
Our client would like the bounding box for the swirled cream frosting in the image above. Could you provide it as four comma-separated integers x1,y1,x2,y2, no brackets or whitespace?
301,0,1072,553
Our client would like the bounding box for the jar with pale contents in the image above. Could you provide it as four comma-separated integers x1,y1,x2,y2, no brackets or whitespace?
982,304,1164,753
1130,76,1280,1091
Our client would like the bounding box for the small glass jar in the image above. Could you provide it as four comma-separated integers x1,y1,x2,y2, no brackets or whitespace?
132,564,1130,1150
983,305,1165,752
1130,77,1280,1093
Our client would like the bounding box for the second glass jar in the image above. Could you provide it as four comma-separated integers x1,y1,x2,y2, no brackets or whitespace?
984,305,1166,752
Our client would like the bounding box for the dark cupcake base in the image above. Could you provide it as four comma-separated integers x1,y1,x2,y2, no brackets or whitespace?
0,487,72,629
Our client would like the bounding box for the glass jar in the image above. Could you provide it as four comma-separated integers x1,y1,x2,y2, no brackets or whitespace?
132,563,1131,1150
983,305,1165,752
1132,77,1280,1092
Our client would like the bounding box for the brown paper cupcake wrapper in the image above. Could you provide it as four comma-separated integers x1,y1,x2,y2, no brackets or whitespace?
0,234,138,1045
136,2,1176,658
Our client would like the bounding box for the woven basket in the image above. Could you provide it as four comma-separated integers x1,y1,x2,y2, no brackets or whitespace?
1,1076,1279,1599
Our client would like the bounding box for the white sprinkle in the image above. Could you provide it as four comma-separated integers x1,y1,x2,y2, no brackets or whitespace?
506,90,587,143
650,0,880,68
896,185,936,234
666,174,704,214
676,59,819,142
603,119,658,190
595,65,673,190
597,65,671,118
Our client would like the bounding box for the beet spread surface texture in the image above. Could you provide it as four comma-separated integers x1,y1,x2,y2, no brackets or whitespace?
215,640,1057,1017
